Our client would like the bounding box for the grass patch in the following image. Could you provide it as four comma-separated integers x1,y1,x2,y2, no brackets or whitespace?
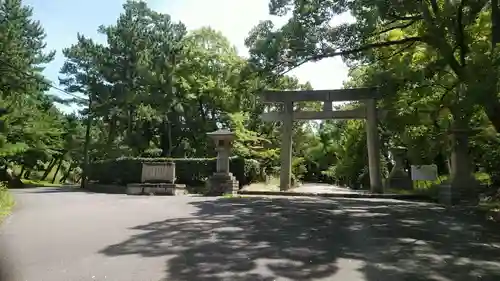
386,185,440,200
13,164,65,185
0,183,15,222
476,201,500,222
243,182,280,192
222,193,245,199
388,172,492,200
478,201,500,212
385,188,419,195
21,179,63,187
242,177,299,192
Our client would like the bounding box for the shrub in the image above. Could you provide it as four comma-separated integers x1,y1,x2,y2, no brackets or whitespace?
291,157,307,183
479,143,500,186
88,157,260,188
140,148,163,158
0,182,14,221
239,158,261,184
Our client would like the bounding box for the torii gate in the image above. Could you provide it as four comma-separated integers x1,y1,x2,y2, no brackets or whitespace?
259,87,384,193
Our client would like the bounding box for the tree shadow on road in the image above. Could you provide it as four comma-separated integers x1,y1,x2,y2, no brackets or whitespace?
100,197,500,281
23,187,90,194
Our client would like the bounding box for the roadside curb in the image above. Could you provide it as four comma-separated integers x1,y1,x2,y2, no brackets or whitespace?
238,190,434,202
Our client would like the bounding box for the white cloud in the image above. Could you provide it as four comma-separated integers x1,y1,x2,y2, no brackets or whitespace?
153,0,353,90
50,0,355,113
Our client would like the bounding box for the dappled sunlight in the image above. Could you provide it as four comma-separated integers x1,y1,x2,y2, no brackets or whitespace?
99,197,500,281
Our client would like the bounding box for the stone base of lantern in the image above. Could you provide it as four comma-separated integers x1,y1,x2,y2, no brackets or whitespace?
205,172,239,196
385,170,412,190
438,176,481,206
126,183,188,196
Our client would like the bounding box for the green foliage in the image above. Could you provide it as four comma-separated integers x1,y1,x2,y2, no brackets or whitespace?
140,148,163,158
55,1,309,164
244,0,500,192
5,0,500,197
0,0,83,187
88,157,260,189
291,157,307,183
473,137,500,185
21,179,63,187
0,182,14,221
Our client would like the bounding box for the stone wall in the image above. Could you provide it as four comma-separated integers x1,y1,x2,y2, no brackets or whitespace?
141,162,175,183
126,183,187,195
85,183,127,194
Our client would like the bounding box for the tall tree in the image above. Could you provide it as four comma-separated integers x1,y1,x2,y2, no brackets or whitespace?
246,1,500,131
0,0,61,176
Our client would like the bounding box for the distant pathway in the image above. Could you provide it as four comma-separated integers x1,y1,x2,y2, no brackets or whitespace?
1,188,500,281
290,183,360,194
242,182,360,194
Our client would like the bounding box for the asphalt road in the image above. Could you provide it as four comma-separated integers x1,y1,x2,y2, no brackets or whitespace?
1,188,500,281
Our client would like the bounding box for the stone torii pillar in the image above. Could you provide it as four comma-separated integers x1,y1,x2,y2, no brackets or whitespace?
280,101,293,191
260,88,384,193
365,98,383,193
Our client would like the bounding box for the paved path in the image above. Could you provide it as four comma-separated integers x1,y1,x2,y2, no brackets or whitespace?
291,183,360,194
1,188,500,281
242,182,361,194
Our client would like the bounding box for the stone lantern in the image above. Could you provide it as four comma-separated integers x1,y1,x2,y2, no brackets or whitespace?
385,146,412,190
206,129,239,195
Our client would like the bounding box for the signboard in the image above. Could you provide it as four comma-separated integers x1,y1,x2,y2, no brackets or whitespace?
141,163,175,183
411,164,438,181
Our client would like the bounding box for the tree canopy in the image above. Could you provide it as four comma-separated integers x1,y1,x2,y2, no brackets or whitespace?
1,0,500,194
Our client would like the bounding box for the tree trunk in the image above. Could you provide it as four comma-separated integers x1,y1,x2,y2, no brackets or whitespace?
492,0,500,46
59,164,74,184
485,100,500,133
126,106,135,148
198,98,207,122
160,117,175,157
41,158,57,181
19,165,25,178
3,167,24,189
51,158,63,184
141,120,154,151
160,120,169,157
81,103,93,189
167,119,173,157
106,114,117,150
24,169,31,179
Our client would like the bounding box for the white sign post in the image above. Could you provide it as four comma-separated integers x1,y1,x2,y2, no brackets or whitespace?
411,164,438,181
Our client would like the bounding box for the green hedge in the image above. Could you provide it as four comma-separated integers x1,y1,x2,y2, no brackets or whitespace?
88,157,260,188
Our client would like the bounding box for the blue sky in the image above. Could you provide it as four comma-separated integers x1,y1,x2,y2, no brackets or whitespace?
24,0,351,113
